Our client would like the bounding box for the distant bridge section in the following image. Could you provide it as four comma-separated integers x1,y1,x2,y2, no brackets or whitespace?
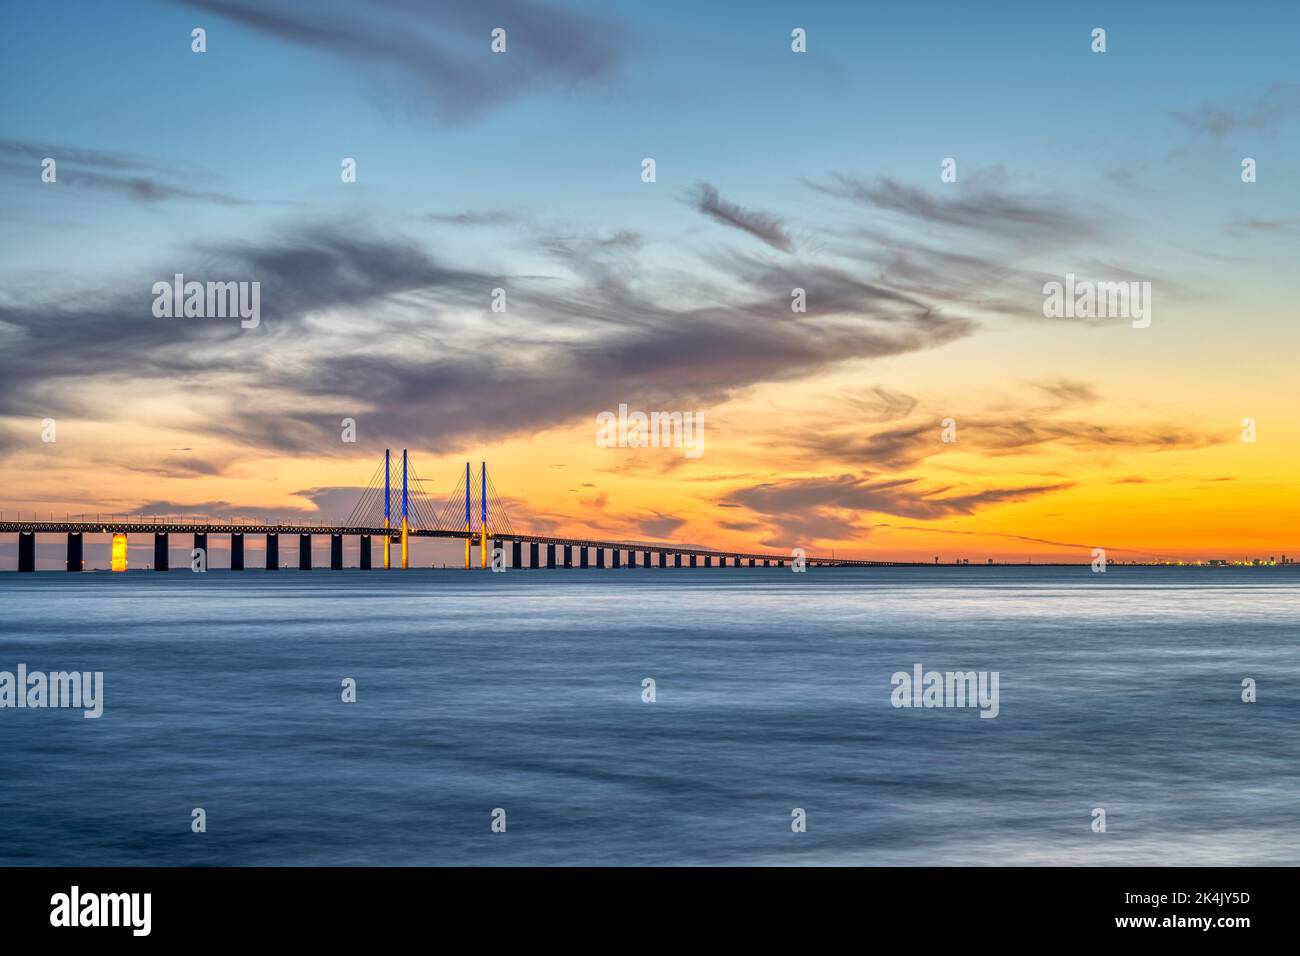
1,451,920,571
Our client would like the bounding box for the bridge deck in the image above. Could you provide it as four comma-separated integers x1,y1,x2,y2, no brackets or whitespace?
0,522,914,566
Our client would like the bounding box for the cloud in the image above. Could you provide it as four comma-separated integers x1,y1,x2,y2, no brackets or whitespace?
1033,379,1099,407
637,512,685,538
845,385,919,423
807,172,1096,242
690,183,793,252
798,415,1221,471
0,139,248,205
1173,82,1300,139
172,0,630,124
1237,216,1300,232
724,473,1073,545
0,220,977,459
424,210,519,226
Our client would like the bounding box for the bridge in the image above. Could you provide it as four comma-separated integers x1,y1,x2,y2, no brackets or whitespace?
0,450,916,572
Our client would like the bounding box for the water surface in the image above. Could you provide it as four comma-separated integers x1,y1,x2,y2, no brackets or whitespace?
1,567,1295,865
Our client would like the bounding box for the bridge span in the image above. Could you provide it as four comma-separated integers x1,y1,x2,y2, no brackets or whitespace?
1,451,920,571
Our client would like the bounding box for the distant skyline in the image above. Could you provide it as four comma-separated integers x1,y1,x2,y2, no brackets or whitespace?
2,0,1298,563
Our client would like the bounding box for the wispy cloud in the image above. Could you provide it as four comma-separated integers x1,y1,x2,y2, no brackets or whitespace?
807,171,1096,242
0,139,248,205
724,473,1074,545
690,183,793,252
172,0,631,123
424,210,519,226
1173,82,1300,139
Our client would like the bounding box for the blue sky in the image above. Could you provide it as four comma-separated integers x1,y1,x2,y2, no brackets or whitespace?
4,0,1296,280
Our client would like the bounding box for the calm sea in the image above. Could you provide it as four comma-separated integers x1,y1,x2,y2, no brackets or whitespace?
1,567,1296,866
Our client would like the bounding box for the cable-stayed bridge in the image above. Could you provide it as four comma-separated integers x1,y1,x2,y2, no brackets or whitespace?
0,450,916,571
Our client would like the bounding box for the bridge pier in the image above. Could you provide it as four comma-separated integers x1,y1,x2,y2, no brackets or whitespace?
563,545,572,568
658,551,667,568
596,547,605,568
330,534,343,570
689,554,697,568
266,533,279,570
704,555,713,568
546,544,556,569
154,533,169,571
360,535,371,570
194,532,207,561
529,542,539,568
66,532,83,572
673,553,681,568
778,560,785,568
299,534,312,570
612,548,621,569
642,550,651,567
512,540,521,568
17,532,35,572
231,533,244,570
579,547,588,569
627,550,637,568
748,558,755,567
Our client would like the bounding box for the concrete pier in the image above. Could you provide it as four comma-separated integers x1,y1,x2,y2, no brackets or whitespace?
66,532,83,572
266,533,279,570
17,532,34,572
154,533,169,571
360,535,371,570
230,532,244,571
298,534,312,571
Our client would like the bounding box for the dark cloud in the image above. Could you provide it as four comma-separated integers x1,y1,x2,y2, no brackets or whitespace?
0,221,977,458
690,183,793,252
1173,82,1300,139
172,0,630,123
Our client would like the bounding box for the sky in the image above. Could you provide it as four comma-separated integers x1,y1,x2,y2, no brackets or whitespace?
1,0,1298,566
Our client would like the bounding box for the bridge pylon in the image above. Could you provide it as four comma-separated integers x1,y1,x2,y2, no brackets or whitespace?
383,448,391,570
480,461,489,569
401,448,409,570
